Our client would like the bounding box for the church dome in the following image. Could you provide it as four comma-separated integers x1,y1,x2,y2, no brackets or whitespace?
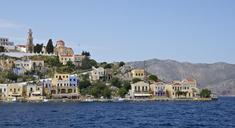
56,40,65,47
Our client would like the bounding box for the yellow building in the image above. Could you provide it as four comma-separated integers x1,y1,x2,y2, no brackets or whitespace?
131,69,145,80
51,73,79,99
7,83,27,101
0,59,14,70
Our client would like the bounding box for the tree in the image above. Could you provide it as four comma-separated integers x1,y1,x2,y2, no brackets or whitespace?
45,56,61,67
46,39,54,54
119,61,125,67
148,75,158,82
200,89,212,98
81,56,92,70
6,72,18,82
123,80,131,91
104,64,112,69
82,51,90,57
34,43,43,53
89,59,98,67
132,78,142,83
111,77,122,88
0,46,5,52
79,80,92,90
88,82,112,98
66,61,75,69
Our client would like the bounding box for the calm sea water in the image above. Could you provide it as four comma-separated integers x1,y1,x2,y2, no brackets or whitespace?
0,97,234,128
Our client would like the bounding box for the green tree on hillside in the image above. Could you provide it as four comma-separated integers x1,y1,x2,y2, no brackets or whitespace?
46,39,54,54
82,51,90,57
200,89,212,98
111,77,122,88
81,57,92,70
148,75,158,82
119,61,125,67
34,43,43,53
132,78,142,83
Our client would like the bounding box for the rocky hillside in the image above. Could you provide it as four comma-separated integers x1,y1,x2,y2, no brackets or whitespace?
126,59,235,96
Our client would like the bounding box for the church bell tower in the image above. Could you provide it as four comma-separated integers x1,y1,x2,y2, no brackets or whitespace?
26,29,34,53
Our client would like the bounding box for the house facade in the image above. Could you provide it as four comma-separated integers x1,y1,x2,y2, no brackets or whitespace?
7,82,27,101
171,79,198,98
0,84,8,100
26,82,43,101
51,73,79,99
131,69,145,80
150,82,174,98
90,66,105,81
13,60,44,75
129,81,151,99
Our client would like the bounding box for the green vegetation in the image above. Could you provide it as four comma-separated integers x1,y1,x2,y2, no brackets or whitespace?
86,81,112,98
81,51,90,57
111,77,122,88
200,89,212,98
118,80,131,98
5,71,18,82
34,43,43,53
132,78,142,83
148,75,158,82
119,61,125,67
81,57,92,70
46,39,54,54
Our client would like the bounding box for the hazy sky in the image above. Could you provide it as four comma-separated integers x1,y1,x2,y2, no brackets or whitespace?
0,0,235,63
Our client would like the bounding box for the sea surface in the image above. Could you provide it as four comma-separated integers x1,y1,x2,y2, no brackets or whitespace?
0,97,234,128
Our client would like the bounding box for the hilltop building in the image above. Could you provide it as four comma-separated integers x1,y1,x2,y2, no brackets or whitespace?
26,29,34,53
131,69,145,80
54,40,74,56
90,66,105,81
13,60,44,75
0,38,15,51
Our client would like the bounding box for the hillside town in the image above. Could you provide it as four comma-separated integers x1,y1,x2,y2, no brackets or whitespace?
0,29,213,102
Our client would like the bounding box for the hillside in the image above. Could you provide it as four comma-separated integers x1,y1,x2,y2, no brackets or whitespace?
126,59,235,96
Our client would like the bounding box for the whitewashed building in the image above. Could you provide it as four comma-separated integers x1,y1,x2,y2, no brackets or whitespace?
129,81,151,99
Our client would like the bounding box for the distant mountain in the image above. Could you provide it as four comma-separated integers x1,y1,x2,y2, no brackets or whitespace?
126,59,235,96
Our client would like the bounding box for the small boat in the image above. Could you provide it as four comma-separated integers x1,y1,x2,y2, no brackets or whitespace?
43,99,49,102
11,97,17,102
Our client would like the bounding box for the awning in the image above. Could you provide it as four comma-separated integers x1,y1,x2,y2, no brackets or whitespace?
32,91,41,95
134,93,151,97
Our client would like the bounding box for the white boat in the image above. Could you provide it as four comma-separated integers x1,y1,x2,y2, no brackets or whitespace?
43,99,49,102
11,97,17,102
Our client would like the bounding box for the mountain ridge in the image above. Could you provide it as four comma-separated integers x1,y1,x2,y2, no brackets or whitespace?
126,58,235,95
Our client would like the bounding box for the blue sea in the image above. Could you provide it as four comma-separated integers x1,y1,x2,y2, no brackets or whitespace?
0,97,234,128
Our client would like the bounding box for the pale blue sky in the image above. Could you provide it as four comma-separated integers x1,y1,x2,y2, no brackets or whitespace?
0,0,235,63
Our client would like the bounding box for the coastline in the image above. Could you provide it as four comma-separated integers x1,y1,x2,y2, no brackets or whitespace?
0,97,217,103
